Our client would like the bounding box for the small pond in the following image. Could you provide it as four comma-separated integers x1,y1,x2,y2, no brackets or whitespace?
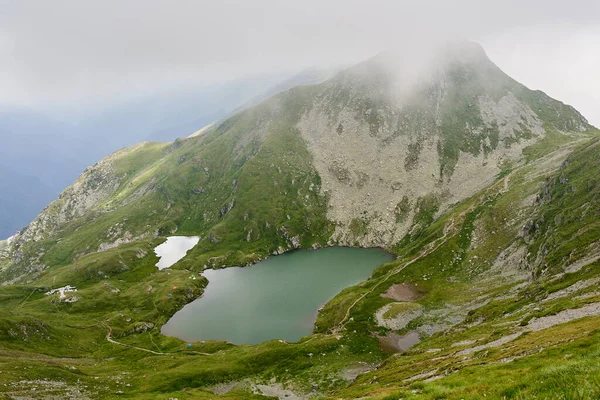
154,236,200,270
161,247,393,344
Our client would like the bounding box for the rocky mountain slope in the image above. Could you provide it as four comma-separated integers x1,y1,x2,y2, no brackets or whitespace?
0,41,599,399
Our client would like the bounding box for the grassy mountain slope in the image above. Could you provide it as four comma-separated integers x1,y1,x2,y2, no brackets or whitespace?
1,89,334,282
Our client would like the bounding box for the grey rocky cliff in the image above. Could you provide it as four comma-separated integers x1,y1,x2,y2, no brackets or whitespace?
295,43,589,247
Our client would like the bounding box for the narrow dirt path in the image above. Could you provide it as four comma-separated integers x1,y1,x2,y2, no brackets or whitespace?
15,287,39,310
103,323,214,356
333,214,463,333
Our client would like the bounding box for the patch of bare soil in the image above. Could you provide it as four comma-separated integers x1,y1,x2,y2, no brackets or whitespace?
378,331,421,353
381,283,423,301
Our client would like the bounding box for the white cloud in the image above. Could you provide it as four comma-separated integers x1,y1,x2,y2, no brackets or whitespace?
482,24,600,125
0,0,598,125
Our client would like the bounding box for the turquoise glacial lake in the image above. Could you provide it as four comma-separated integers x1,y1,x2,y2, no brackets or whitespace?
161,247,393,344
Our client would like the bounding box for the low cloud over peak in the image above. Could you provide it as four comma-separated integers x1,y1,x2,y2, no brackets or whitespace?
0,0,598,125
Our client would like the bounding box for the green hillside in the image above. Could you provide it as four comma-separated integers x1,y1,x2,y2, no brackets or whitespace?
0,42,599,399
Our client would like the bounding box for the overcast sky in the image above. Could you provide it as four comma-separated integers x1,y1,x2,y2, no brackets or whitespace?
1,0,599,125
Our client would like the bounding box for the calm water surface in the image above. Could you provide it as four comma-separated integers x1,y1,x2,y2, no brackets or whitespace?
154,236,199,270
161,247,393,344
